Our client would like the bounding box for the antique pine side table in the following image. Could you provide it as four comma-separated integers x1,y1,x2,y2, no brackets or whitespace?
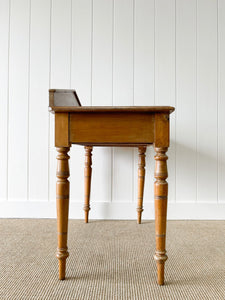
49,89,175,285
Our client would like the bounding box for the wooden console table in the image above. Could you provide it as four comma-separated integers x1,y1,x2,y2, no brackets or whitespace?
49,89,175,285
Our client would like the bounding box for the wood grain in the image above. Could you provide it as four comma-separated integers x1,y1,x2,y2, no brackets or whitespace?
154,147,168,285
50,106,175,114
154,113,170,148
84,146,93,223
49,89,81,108
56,147,70,280
70,112,155,144
55,106,173,284
55,113,70,147
137,146,146,224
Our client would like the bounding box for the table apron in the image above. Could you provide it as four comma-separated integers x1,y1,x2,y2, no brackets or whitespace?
69,112,155,144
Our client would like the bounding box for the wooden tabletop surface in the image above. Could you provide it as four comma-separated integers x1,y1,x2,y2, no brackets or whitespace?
49,106,175,114
49,89,175,114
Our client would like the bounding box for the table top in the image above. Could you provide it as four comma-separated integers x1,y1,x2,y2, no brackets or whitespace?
49,89,175,114
50,106,175,113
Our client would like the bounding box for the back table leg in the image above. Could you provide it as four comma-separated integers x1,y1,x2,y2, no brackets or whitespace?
56,147,70,280
84,146,93,223
154,147,168,285
136,146,146,224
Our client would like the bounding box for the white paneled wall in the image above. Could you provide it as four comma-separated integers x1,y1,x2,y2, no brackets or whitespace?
0,0,225,219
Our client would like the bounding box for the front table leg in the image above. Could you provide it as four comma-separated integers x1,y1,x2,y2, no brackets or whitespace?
154,147,168,285
56,147,70,280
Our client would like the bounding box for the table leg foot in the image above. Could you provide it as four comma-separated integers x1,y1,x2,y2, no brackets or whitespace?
156,261,165,285
59,260,66,280
84,212,88,223
56,248,69,280
137,211,142,224
154,251,168,285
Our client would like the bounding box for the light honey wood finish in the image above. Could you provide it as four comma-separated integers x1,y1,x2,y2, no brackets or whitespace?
56,147,70,280
50,89,175,285
137,146,146,224
84,146,93,223
70,113,154,144
154,147,168,285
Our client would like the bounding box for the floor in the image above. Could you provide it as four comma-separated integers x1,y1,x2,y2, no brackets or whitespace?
0,219,224,299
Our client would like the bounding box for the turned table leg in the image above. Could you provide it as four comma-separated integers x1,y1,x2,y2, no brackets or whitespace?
154,147,168,285
56,147,70,280
84,146,93,223
137,146,146,224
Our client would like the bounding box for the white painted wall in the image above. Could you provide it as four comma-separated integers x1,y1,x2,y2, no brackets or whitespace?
0,0,225,220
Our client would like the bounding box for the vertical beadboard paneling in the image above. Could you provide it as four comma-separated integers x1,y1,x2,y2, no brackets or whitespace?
1,0,224,219
113,0,134,203
176,0,197,202
134,0,154,106
113,0,134,106
8,0,30,201
50,0,71,88
133,0,155,205
29,0,50,201
71,0,92,105
70,0,92,203
155,0,176,202
197,0,217,203
49,0,72,202
92,0,113,106
0,0,10,201
218,0,225,203
91,0,113,204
